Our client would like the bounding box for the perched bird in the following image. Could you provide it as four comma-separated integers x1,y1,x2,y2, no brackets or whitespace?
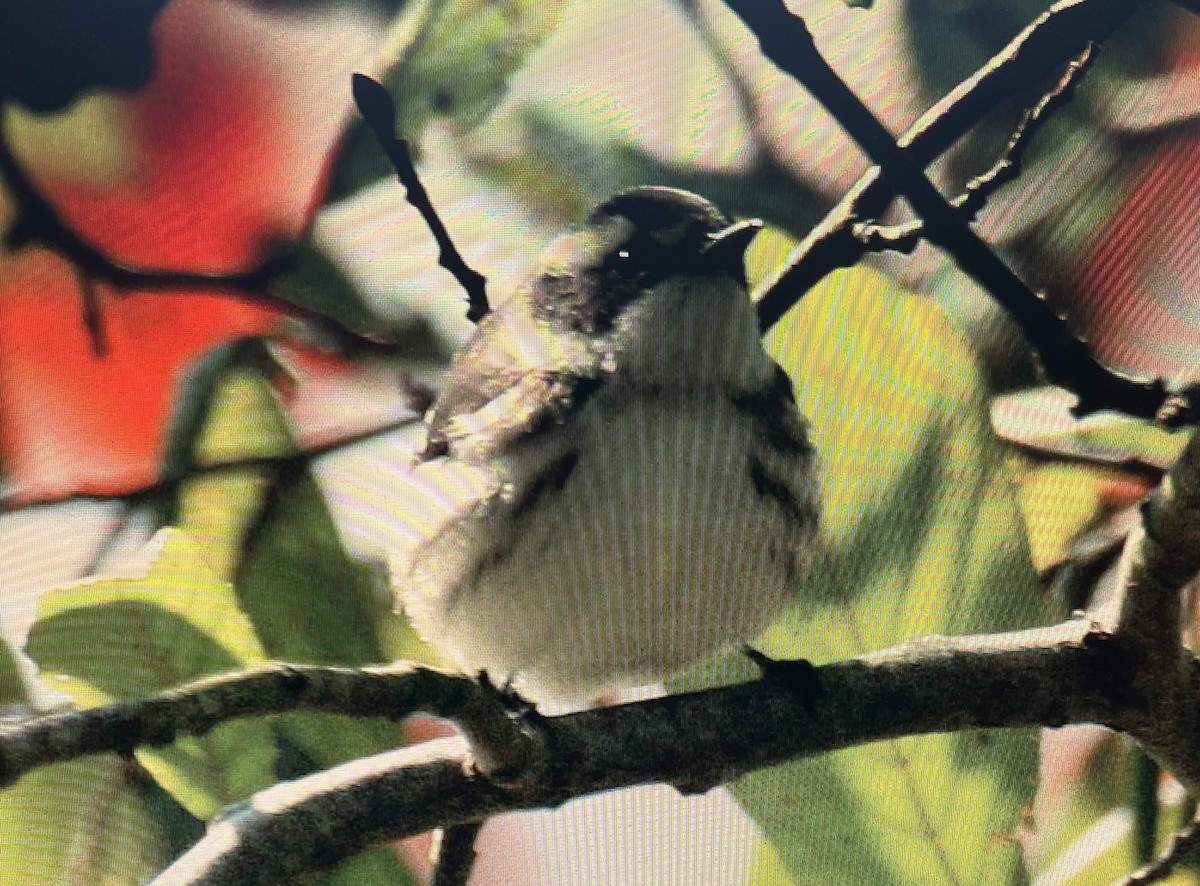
396,186,819,704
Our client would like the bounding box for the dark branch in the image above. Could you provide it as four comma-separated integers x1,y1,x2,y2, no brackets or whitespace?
856,44,1099,253
958,43,1098,220
0,663,536,790
143,622,1121,886
431,822,484,886
753,0,1140,331
351,73,491,324
0,127,295,356
728,0,1172,421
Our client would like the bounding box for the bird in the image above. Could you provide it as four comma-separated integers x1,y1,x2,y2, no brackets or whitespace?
395,186,819,705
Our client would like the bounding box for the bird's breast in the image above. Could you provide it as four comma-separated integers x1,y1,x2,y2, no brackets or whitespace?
406,380,817,703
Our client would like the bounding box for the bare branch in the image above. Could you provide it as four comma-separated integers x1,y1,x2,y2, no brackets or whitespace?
0,412,425,513
752,0,1140,331
958,44,1098,220
856,43,1099,253
1087,429,1200,799
351,73,491,323
728,0,1171,421
0,663,538,789
145,622,1118,886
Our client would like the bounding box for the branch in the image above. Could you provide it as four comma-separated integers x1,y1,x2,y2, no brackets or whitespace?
351,73,491,323
753,0,1139,330
431,822,484,886
0,129,294,356
728,0,1173,421
856,44,1099,253
144,622,1122,886
0,412,425,512
0,662,538,790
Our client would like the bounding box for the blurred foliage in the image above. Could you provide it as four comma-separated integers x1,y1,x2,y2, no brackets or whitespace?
904,0,1052,97
0,758,170,886
24,348,421,884
323,0,563,203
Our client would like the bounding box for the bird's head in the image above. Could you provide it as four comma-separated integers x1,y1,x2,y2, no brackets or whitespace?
531,186,762,333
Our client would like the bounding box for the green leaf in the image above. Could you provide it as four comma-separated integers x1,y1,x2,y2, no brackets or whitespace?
724,244,1047,884
325,0,563,203
168,347,418,768
0,757,169,886
235,463,409,766
169,347,419,804
326,846,422,886
387,0,562,132
28,530,277,820
0,634,27,707
166,340,297,581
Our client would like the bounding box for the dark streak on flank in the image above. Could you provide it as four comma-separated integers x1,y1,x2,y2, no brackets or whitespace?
730,363,812,457
457,450,580,597
768,541,804,588
749,456,810,523
509,450,580,523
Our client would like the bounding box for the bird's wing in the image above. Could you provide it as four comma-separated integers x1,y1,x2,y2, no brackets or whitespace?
420,308,600,463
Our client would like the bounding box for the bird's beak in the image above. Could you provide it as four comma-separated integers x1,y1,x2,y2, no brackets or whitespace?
700,219,763,278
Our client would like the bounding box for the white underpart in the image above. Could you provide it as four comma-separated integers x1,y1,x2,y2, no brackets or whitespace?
400,275,817,703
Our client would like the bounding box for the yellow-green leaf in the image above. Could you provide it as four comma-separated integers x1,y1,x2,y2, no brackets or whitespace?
28,530,275,819
715,237,1048,885
0,757,168,886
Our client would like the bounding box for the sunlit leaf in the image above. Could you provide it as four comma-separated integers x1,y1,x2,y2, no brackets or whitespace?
162,339,296,580
28,530,276,819
703,235,1049,884
992,387,1185,471
165,350,420,827
0,757,169,886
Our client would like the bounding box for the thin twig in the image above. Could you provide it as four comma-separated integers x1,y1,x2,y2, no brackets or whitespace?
1118,817,1200,885
752,0,1139,331
431,822,484,886
727,0,1171,421
351,73,490,323
0,412,424,512
856,44,1099,253
959,44,1098,219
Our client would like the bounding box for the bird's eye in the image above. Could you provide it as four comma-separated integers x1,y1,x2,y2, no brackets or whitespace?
604,242,644,280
